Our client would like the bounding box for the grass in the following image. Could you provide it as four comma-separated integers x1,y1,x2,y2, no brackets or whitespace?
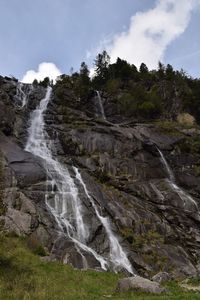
153,120,200,137
153,121,183,137
0,235,200,300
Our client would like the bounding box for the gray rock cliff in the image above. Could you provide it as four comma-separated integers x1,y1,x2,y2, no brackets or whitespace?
0,77,200,278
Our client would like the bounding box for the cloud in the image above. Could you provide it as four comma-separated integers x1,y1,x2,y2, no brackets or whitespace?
106,0,200,69
22,62,61,83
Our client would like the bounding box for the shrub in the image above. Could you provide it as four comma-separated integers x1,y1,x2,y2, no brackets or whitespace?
27,235,47,257
118,92,136,116
137,101,157,118
177,113,195,126
105,79,121,95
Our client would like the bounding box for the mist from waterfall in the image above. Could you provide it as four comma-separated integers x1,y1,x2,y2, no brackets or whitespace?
157,148,199,212
25,86,134,274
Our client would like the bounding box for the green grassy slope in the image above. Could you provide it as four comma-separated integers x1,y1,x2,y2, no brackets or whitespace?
0,235,200,300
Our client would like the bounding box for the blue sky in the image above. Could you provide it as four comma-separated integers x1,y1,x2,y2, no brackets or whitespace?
0,0,200,82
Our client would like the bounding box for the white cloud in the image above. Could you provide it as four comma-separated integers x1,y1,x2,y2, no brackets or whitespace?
106,0,200,69
22,62,62,83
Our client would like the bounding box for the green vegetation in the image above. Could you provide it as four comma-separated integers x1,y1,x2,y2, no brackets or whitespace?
37,77,54,88
27,235,47,256
187,277,200,286
51,50,200,124
153,121,183,136
0,234,200,300
121,225,169,273
179,139,200,154
194,166,200,177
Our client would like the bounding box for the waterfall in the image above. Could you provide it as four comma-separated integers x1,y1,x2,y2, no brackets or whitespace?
157,148,175,182
25,86,134,274
157,148,198,211
74,167,134,274
96,91,106,120
16,82,32,107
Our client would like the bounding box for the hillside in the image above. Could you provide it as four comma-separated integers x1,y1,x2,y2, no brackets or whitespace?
1,57,200,297
1,234,200,300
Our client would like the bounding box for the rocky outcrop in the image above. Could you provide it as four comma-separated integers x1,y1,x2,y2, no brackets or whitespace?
116,276,167,294
152,272,173,283
1,77,200,278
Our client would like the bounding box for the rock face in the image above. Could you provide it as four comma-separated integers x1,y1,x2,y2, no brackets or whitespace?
152,272,173,283
0,77,200,278
116,276,167,294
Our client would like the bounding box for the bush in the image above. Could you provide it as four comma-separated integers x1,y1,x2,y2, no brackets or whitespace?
105,79,121,95
177,113,195,126
178,138,200,154
138,101,162,119
118,93,137,116
27,235,47,257
33,245,47,256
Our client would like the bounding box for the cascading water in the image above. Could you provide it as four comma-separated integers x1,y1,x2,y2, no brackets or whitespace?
96,91,106,120
95,91,121,127
74,167,134,274
25,86,134,274
157,148,199,212
25,86,106,269
16,82,32,107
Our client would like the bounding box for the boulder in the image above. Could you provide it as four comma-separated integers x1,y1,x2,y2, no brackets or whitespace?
5,208,32,235
116,276,167,294
152,272,173,283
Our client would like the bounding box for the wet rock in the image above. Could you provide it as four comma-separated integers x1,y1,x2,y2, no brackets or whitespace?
10,161,46,187
51,235,103,270
0,134,46,187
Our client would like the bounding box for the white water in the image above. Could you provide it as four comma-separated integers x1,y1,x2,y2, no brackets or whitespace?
25,86,133,273
157,148,175,182
25,86,108,269
74,167,134,274
96,91,106,120
157,148,198,211
16,82,32,107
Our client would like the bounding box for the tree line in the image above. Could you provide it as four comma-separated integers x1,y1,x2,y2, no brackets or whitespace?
37,51,200,123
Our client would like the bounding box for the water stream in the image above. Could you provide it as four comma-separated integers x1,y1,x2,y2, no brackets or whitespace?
95,91,122,128
25,86,134,274
74,167,133,274
16,82,32,107
157,148,198,211
96,91,106,120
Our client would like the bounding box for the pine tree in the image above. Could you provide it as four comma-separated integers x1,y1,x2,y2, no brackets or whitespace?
93,50,110,86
